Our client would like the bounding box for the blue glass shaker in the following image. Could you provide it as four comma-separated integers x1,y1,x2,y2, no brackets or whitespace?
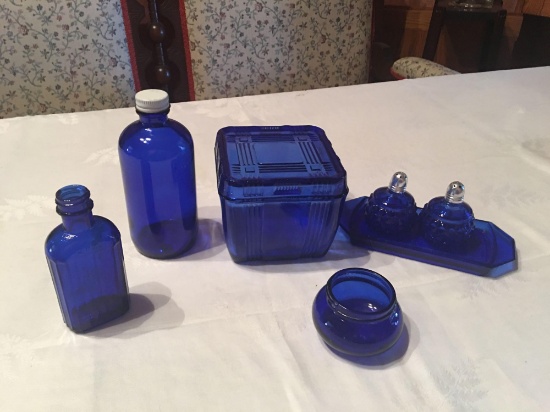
312,268,403,356
45,185,130,333
119,89,197,259
365,171,417,235
421,181,475,249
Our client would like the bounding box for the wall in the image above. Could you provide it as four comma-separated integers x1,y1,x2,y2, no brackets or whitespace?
0,0,135,119
1,0,373,119
184,0,372,99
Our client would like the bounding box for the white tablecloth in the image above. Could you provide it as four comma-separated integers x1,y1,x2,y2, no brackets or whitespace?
1,68,549,411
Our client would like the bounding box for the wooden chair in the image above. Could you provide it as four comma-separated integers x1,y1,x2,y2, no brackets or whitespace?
121,0,194,102
121,0,375,102
371,0,507,80
369,0,460,81
423,0,507,72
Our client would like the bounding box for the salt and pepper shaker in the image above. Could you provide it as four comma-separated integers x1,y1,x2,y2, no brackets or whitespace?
421,181,475,249
365,171,417,236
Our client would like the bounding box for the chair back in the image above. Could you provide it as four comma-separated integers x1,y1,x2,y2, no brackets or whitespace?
122,0,374,102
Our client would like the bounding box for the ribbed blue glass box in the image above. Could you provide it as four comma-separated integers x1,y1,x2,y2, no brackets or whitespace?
215,126,348,262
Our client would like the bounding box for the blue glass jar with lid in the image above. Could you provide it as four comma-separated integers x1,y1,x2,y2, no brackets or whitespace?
215,125,348,262
45,185,130,333
312,268,403,356
119,89,197,259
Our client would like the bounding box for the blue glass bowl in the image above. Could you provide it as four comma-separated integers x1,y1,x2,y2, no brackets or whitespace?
312,268,403,357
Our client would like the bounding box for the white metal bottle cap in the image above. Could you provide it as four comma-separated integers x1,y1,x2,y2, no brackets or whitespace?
135,89,170,113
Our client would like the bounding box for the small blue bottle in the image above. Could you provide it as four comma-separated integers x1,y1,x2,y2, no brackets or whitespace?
421,181,475,249
365,171,417,236
45,185,130,333
119,89,197,259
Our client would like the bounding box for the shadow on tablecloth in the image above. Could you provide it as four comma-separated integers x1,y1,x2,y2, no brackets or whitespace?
322,314,419,368
86,282,185,339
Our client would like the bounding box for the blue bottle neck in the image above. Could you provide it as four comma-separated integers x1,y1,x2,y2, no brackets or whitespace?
138,110,169,126
61,212,94,232
55,185,95,232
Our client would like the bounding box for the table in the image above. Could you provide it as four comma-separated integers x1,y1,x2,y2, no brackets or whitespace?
1,68,549,411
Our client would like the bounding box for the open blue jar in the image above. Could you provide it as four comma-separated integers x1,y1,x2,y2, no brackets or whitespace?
312,268,403,356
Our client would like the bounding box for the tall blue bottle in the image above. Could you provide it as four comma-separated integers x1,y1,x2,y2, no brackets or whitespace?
45,185,130,333
118,89,197,259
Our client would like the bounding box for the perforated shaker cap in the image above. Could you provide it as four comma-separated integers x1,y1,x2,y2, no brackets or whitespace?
135,89,170,113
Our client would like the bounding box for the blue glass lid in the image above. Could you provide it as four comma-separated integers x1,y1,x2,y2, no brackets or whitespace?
216,126,347,200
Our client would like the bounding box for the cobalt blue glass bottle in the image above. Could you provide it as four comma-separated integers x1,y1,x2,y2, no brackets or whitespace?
119,89,197,259
365,171,417,236
421,181,475,249
312,268,403,356
45,185,130,333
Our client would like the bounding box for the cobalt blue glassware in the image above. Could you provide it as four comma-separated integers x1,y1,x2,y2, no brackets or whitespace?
45,185,130,333
365,171,417,236
215,125,348,262
312,268,403,356
420,181,475,250
119,89,197,259
340,194,517,277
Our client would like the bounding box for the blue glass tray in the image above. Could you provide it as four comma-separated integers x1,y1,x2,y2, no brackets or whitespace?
339,197,517,278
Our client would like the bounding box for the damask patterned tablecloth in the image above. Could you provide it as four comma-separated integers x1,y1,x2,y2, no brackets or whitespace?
1,68,549,411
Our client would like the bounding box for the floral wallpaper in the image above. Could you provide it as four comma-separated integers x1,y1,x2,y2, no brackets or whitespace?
185,0,372,99
0,0,135,119
0,0,372,118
